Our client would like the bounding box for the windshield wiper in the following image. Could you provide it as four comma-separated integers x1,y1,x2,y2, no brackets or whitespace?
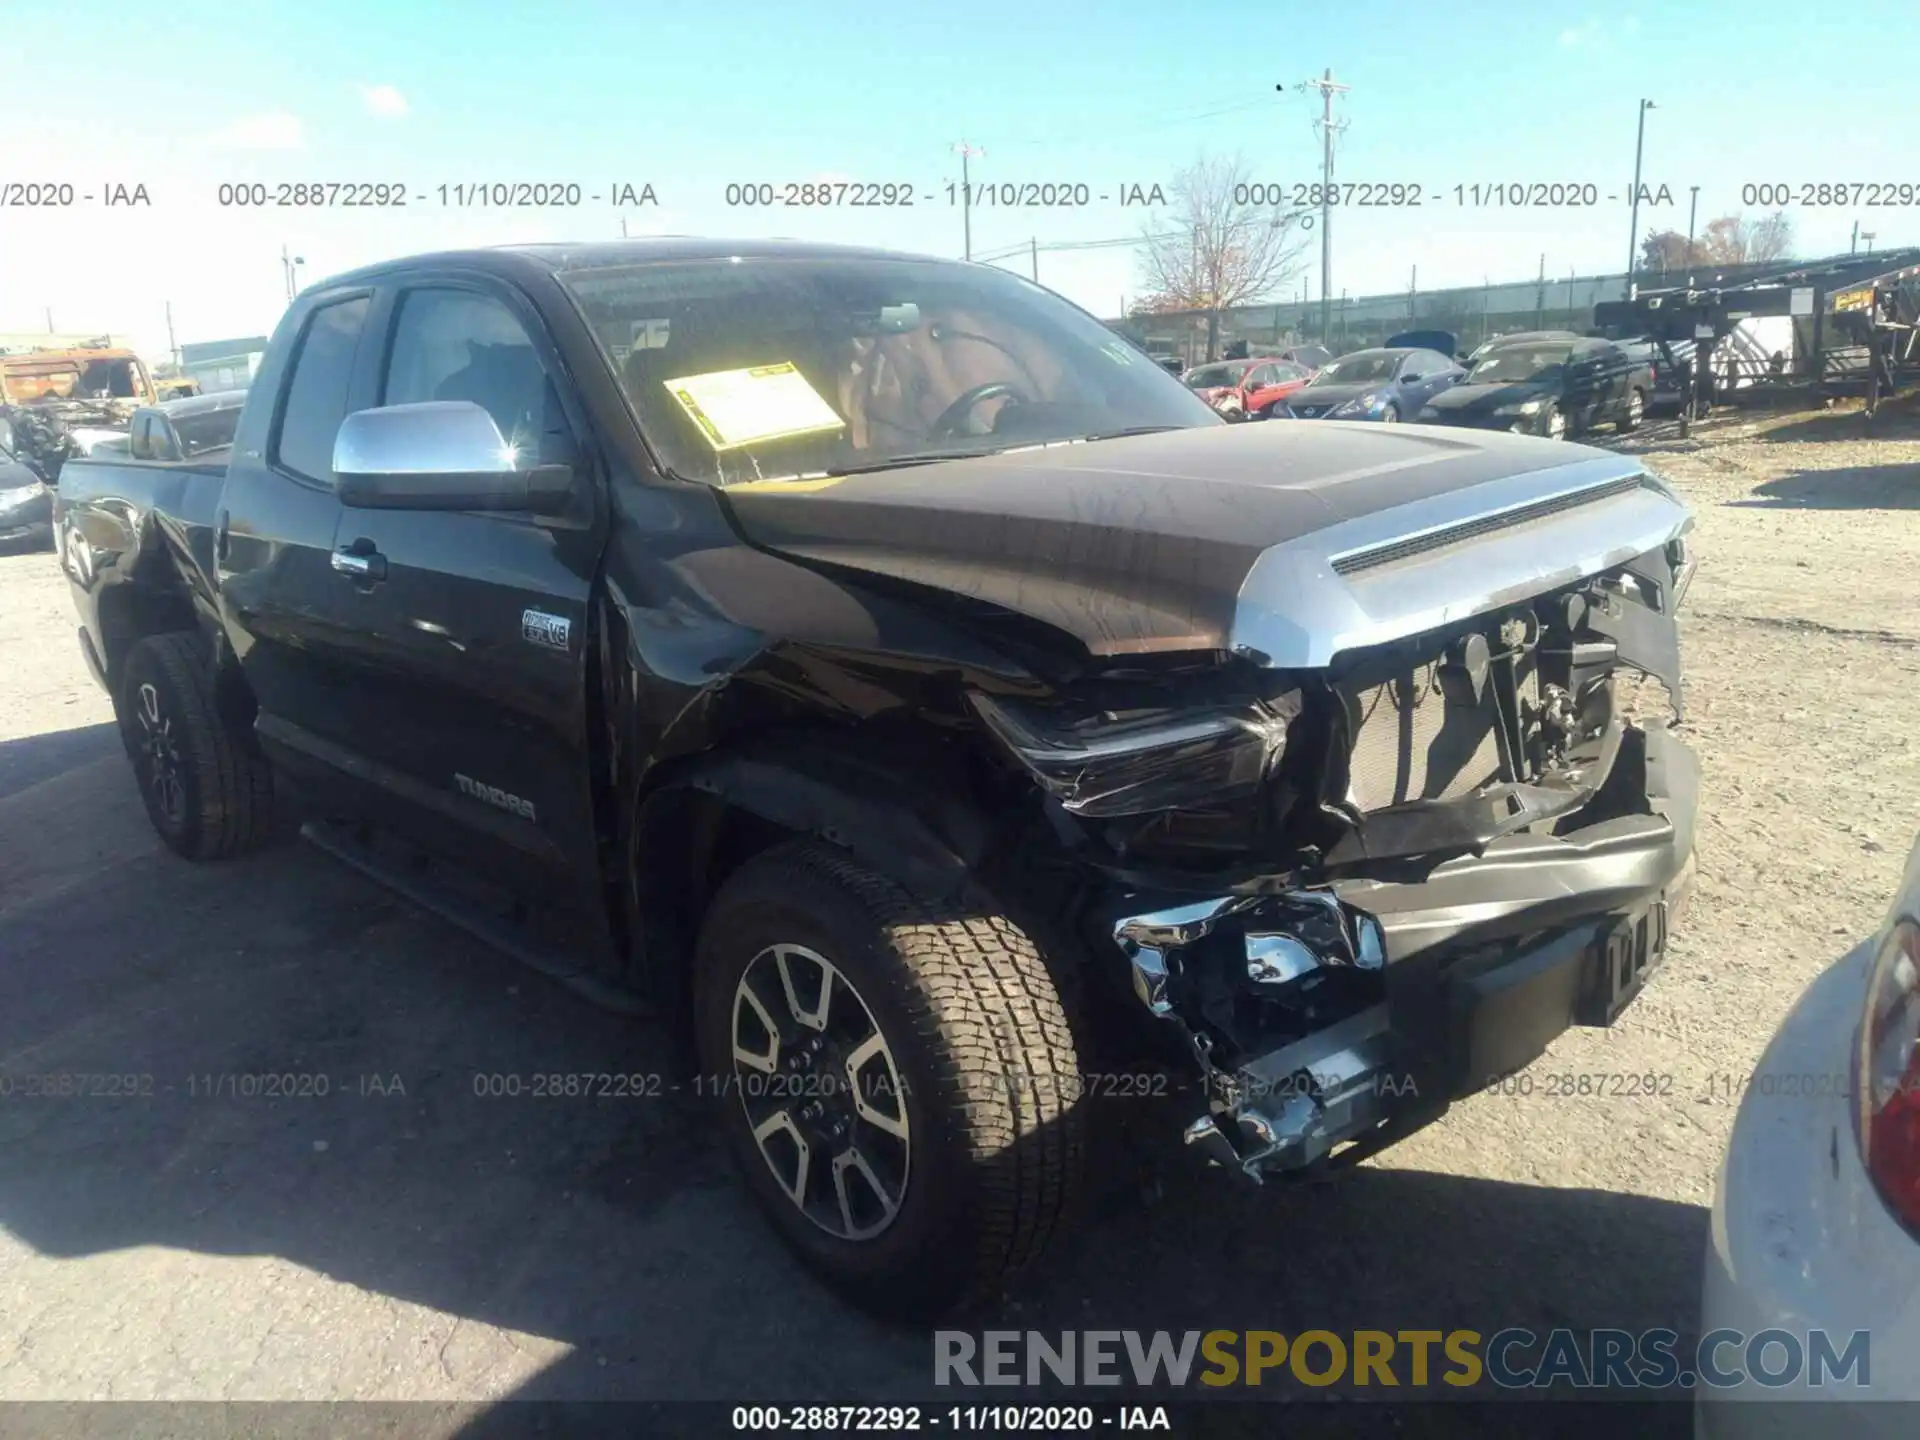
822,449,1009,477
1073,424,1190,443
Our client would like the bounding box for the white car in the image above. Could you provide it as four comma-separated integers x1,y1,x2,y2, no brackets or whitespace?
1697,831,1920,1435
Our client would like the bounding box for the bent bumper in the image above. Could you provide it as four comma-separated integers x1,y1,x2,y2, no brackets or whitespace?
1116,720,1698,1180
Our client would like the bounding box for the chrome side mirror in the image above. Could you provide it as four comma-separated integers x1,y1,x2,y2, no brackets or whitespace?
332,401,574,514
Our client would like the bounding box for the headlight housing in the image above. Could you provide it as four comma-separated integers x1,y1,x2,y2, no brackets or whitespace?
1493,398,1545,417
1333,394,1383,418
968,690,1296,818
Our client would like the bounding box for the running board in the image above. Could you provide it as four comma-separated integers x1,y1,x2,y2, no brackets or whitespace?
300,819,653,1017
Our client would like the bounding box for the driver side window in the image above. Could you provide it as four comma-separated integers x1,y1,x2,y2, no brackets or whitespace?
383,288,576,467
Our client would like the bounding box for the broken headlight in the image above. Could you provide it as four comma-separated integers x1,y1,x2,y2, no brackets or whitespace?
968,690,1296,818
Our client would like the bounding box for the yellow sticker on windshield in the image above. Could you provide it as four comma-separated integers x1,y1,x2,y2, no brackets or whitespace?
662,362,845,452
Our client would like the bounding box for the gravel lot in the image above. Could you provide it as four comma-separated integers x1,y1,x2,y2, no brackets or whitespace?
1,401,1917,1429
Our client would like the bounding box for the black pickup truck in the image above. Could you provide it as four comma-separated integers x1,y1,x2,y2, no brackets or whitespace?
57,238,1699,1319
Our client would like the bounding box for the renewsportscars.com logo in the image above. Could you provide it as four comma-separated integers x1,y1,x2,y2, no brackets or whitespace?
934,1328,1871,1391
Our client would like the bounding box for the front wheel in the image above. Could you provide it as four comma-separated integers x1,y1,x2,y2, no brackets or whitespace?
693,840,1088,1320
1543,404,1568,440
116,633,275,859
1379,403,1400,423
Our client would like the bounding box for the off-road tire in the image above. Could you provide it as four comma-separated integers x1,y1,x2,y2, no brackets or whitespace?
117,633,275,860
693,839,1088,1320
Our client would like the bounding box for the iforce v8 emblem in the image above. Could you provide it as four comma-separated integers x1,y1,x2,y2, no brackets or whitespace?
521,608,572,651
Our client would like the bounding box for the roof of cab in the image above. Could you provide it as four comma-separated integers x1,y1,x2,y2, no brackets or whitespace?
318,236,959,290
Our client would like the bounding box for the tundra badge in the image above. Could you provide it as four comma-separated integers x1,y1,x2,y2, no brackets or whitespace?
521,608,571,651
455,774,537,822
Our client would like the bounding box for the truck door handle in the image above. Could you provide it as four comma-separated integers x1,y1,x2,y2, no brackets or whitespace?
332,540,387,582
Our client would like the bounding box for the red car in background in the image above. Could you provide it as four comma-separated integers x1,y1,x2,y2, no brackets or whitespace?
1181,357,1315,420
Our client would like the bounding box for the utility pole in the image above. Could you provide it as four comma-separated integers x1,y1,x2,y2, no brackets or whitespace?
1409,264,1417,319
165,301,180,370
45,307,54,332
1289,70,1347,343
953,141,985,261
1686,185,1700,285
280,244,306,304
1536,253,1546,327
1030,237,1039,282
1862,231,1877,256
1851,219,1859,254
620,216,629,238
1625,99,1656,292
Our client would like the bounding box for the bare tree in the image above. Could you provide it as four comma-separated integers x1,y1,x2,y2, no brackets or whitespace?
1137,155,1308,363
1697,211,1794,266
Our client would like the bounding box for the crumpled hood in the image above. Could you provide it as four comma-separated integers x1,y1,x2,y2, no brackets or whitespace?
720,422,1673,663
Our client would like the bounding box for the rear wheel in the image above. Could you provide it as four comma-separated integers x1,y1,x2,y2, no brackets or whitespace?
116,633,275,859
1618,387,1644,433
693,839,1087,1320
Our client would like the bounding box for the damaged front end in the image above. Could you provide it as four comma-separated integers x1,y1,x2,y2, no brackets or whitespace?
968,463,1699,1182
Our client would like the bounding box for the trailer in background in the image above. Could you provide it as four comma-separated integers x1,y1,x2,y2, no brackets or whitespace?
1593,247,1920,425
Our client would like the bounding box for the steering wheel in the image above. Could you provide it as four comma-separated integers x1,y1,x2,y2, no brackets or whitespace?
929,381,1023,440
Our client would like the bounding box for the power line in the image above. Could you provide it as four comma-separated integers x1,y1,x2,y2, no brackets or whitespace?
983,97,1282,152
972,230,1188,265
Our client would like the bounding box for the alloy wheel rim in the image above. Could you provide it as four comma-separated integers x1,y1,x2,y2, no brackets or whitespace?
731,943,911,1241
1547,408,1566,439
134,682,186,824
1628,391,1643,424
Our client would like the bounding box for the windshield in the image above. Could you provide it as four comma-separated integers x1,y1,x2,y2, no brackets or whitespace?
1311,352,1398,385
171,405,243,456
1184,362,1254,389
1469,346,1573,384
558,255,1220,485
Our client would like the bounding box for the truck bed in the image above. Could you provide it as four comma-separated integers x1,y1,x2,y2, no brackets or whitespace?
56,455,232,686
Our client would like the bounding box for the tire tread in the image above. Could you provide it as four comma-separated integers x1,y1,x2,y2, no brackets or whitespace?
122,633,274,860
704,840,1087,1313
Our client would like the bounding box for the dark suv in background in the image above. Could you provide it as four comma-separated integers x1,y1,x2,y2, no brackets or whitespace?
1417,334,1652,439
1603,333,1697,413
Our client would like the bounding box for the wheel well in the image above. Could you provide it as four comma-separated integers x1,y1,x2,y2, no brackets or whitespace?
95,590,260,739
626,726,997,1050
96,583,195,694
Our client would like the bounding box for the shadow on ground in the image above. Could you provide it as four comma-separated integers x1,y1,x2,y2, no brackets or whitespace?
1744,397,1920,445
0,726,1704,1432
1726,462,1920,511
0,722,118,803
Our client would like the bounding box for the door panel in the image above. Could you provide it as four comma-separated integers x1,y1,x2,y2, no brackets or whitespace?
220,293,368,770
310,280,607,883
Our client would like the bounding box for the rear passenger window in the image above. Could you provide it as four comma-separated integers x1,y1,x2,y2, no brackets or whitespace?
275,296,370,483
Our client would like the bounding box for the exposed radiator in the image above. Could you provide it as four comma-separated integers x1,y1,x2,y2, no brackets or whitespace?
1339,645,1536,811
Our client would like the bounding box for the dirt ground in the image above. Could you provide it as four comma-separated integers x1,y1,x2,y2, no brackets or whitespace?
1,399,1917,1430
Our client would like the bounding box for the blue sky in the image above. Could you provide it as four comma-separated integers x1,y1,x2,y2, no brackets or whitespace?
1,0,1914,358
